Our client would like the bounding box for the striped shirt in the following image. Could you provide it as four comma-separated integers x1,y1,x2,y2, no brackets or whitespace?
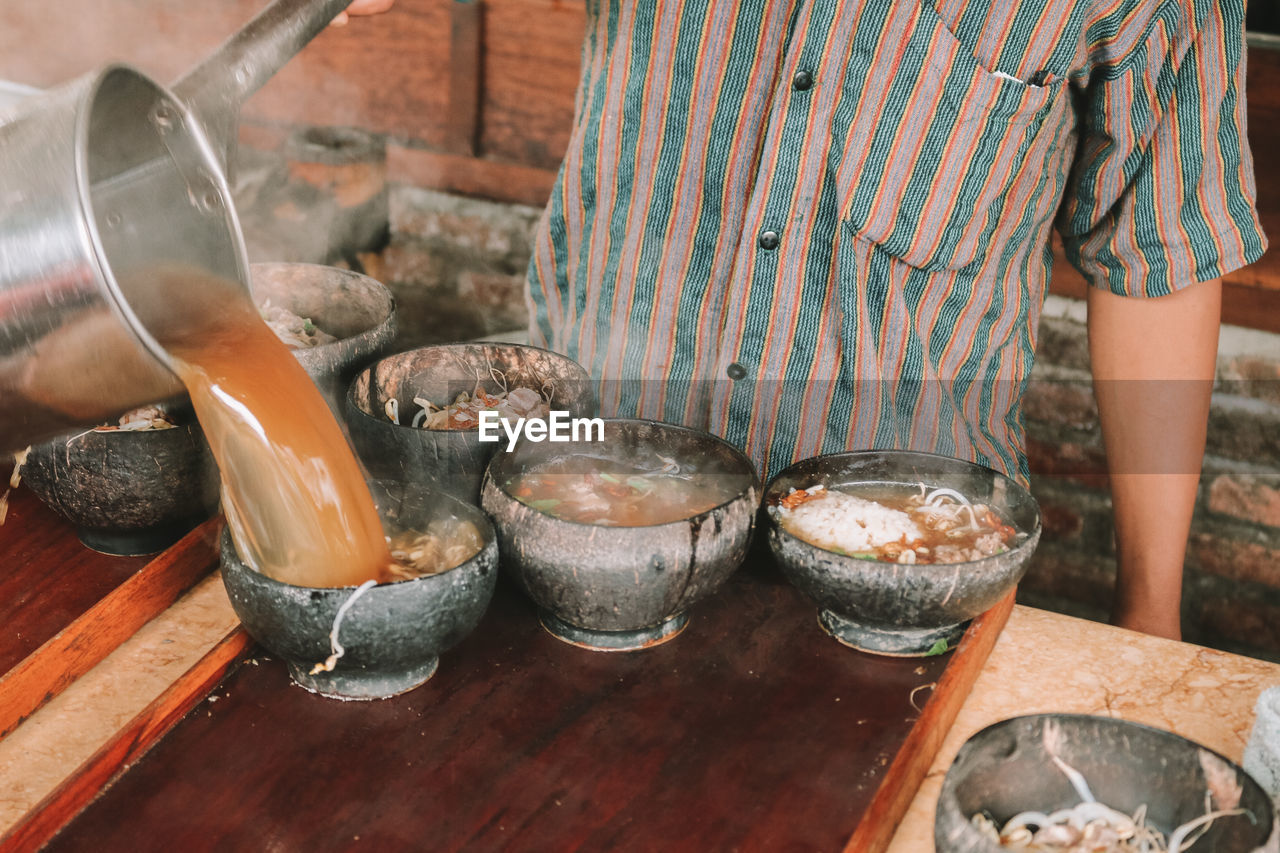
526,0,1267,484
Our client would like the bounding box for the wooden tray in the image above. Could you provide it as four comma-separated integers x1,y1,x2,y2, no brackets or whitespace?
30,544,1012,853
0,488,219,740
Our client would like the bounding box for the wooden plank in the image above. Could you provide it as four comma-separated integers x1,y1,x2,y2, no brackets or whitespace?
387,143,558,206
0,515,220,740
1241,41,1280,295
39,549,1009,852
0,629,252,853
446,0,484,156
844,589,1017,853
478,0,583,168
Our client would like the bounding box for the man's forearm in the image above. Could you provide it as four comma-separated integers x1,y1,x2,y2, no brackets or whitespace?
1086,279,1221,640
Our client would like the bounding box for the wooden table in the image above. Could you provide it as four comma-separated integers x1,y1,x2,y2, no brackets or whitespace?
0,519,1010,852
0,487,210,739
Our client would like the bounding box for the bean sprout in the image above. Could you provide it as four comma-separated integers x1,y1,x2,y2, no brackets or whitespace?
310,580,378,675
972,723,1255,852
0,447,30,527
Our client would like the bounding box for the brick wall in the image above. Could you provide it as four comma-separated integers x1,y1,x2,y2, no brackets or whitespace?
376,187,541,345
239,168,1280,663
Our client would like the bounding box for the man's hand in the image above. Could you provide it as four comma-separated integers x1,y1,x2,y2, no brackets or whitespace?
331,0,395,27
1088,278,1222,641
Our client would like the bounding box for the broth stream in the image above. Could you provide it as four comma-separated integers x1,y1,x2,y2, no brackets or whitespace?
144,266,392,588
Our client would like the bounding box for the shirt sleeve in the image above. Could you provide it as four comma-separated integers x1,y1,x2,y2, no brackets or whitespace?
1056,0,1267,297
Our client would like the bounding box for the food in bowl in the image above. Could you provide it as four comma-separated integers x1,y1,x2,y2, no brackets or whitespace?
259,299,337,348
771,483,1023,564
764,451,1042,656
506,453,750,527
481,418,759,650
92,405,178,432
345,343,594,505
383,516,486,581
398,384,552,431
967,720,1256,852
219,483,499,700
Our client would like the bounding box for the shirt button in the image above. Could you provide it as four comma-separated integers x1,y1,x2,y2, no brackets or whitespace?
726,362,748,380
792,70,814,91
758,230,780,250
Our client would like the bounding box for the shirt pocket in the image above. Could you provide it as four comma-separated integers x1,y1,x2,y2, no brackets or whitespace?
830,2,1070,272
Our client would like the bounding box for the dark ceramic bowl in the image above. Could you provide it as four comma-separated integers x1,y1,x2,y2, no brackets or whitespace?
936,714,1276,852
250,262,396,418
764,450,1041,657
480,419,759,651
220,481,498,700
345,343,595,504
22,407,219,555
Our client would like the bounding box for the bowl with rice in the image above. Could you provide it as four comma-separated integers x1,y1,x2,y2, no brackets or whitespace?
765,450,1041,657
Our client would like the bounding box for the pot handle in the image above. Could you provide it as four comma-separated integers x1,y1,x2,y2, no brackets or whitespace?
172,0,352,166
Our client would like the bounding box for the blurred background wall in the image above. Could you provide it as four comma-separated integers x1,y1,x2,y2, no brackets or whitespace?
2,0,1277,659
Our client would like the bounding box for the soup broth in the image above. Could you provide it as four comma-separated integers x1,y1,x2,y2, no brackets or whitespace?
507,455,749,527
140,265,394,588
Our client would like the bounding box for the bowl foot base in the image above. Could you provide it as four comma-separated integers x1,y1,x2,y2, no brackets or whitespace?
818,610,967,657
285,656,439,701
77,519,204,557
540,611,688,652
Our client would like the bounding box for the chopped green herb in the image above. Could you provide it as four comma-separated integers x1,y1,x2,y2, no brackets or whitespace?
924,639,950,656
599,472,621,484
831,547,878,561
302,318,316,335
528,498,561,512
625,476,651,490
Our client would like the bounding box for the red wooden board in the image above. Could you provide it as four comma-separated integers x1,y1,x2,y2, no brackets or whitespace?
0,488,148,674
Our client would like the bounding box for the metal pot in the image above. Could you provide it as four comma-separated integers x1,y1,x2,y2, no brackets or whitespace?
0,0,352,454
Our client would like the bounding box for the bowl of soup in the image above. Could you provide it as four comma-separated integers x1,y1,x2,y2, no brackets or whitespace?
21,404,220,555
251,262,396,418
480,419,759,651
764,450,1041,657
345,343,595,504
220,480,498,700
935,714,1274,852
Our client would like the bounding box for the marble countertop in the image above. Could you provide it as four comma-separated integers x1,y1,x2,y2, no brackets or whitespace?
886,605,1280,851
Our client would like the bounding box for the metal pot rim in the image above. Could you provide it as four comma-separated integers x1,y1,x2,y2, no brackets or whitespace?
74,63,251,375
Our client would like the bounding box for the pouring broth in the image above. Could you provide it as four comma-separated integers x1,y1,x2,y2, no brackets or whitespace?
138,265,395,588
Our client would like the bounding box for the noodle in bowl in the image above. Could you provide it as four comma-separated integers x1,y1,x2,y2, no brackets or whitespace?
764,451,1041,657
